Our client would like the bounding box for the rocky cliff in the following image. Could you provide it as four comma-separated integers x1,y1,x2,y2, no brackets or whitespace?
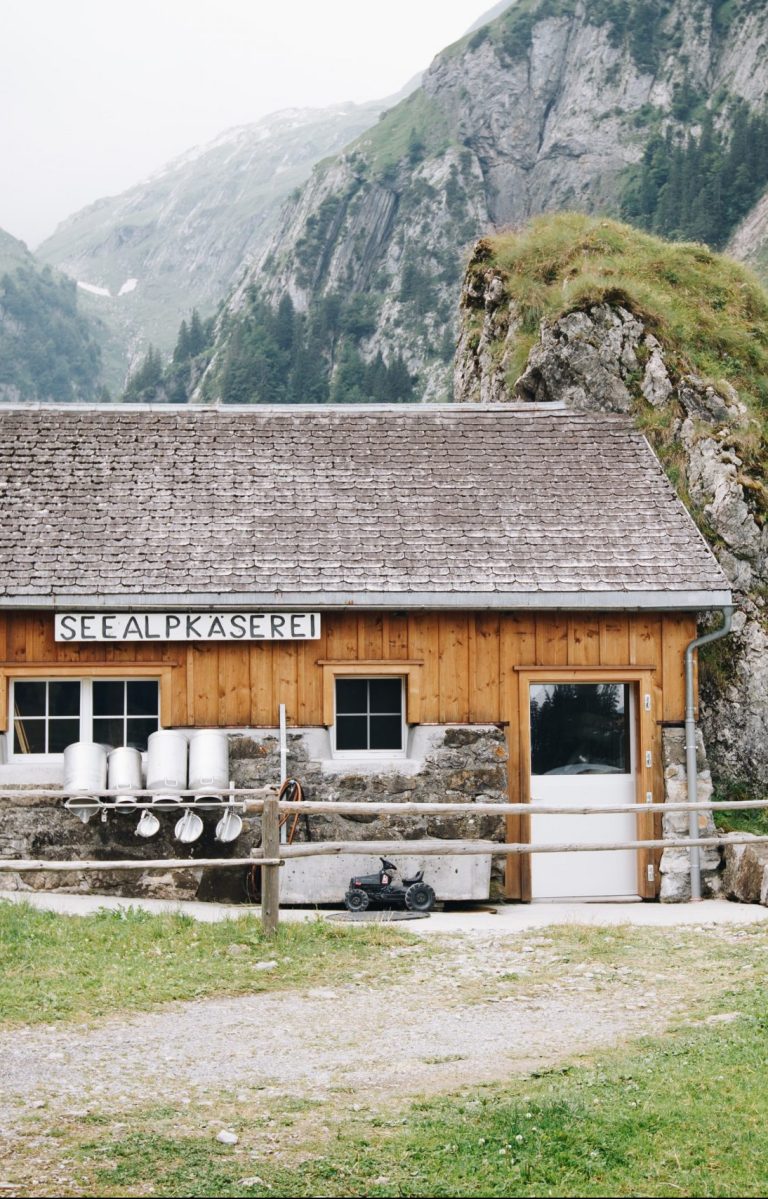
453,212,768,793
728,188,768,289
205,0,768,403
38,101,402,390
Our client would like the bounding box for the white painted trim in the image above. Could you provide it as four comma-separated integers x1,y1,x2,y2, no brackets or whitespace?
7,676,161,762
331,675,407,759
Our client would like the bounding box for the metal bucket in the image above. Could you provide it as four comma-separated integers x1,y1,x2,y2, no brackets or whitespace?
63,741,107,793
146,730,187,805
108,746,142,808
188,730,229,790
63,742,107,823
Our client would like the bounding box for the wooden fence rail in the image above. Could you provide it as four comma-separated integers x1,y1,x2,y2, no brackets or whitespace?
3,790,768,935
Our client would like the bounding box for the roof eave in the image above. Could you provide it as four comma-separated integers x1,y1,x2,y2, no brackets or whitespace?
0,589,734,612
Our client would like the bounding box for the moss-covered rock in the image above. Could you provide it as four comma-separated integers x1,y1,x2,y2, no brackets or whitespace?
454,213,768,793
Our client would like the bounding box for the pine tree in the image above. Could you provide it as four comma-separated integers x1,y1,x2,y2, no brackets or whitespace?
187,309,206,357
173,320,190,364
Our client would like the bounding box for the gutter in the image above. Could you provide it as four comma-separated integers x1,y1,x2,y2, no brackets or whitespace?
0,589,734,613
684,606,734,901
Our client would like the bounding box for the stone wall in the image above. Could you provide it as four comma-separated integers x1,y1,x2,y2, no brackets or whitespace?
0,725,509,903
659,728,723,902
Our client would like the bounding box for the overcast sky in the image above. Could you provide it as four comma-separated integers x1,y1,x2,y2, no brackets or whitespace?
0,0,502,248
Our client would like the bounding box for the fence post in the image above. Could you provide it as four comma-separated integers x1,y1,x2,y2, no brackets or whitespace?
261,796,280,937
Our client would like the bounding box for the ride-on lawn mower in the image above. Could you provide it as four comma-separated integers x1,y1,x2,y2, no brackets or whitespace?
344,858,437,913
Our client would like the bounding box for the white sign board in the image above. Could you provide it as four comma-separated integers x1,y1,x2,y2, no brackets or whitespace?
55,612,321,642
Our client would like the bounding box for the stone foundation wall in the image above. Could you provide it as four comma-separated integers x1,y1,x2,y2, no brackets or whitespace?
659,728,723,902
0,725,509,903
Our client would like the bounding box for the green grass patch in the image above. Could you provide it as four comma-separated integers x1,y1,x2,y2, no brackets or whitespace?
0,901,412,1027
39,974,768,1198
713,777,768,837
473,212,768,523
354,90,451,174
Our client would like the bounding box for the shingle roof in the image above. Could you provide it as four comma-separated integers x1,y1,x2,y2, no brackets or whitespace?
0,405,730,609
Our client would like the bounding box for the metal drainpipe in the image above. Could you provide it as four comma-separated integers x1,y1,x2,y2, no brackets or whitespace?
684,606,734,901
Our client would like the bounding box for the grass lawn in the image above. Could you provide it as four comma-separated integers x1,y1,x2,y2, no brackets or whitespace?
48,1004,768,1199
0,900,412,1026
5,918,768,1198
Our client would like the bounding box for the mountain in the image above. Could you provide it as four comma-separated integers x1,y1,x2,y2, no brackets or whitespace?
0,228,106,404
199,0,768,405
727,189,768,287
453,212,768,796
0,228,35,274
38,98,414,391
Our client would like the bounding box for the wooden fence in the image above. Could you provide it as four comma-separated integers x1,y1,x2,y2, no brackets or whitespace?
2,788,768,935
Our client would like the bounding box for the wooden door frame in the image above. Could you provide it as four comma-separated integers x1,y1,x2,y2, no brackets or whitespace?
505,667,660,902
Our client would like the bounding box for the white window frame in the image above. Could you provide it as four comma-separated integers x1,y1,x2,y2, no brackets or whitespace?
8,677,161,762
331,675,407,759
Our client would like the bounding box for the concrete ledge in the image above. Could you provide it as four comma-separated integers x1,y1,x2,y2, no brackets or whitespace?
279,850,492,904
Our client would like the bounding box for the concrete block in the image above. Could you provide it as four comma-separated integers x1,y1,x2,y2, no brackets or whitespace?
279,849,492,905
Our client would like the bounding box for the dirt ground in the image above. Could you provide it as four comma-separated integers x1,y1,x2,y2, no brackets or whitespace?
0,922,754,1141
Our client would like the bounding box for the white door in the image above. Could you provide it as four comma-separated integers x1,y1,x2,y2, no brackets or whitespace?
528,682,640,901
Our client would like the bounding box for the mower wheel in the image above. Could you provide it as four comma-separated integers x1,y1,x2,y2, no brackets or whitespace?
344,887,370,913
404,882,436,913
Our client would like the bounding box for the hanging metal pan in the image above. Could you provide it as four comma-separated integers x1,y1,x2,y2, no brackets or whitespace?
174,808,204,844
215,806,243,844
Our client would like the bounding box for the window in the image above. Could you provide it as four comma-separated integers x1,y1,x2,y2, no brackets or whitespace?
13,680,80,755
530,683,631,776
93,680,159,751
334,677,404,753
10,678,160,758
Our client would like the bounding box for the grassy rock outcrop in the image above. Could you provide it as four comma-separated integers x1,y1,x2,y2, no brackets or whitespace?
454,213,768,794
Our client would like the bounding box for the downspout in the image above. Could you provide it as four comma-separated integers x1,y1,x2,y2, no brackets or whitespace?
684,607,733,901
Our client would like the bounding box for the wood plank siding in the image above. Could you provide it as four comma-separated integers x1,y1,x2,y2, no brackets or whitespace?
0,608,698,901
0,610,696,731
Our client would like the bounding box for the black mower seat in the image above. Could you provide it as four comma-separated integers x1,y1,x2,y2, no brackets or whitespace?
402,870,424,886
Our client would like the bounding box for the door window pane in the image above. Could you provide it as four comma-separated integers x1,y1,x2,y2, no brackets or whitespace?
531,683,631,776
335,678,403,751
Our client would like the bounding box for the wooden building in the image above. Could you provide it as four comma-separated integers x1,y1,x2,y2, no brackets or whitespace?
0,405,731,902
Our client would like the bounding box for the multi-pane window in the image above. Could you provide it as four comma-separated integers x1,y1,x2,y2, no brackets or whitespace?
93,680,159,751
13,681,80,754
335,678,404,752
10,679,160,756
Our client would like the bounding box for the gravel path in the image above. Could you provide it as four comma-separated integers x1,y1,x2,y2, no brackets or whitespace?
0,930,697,1135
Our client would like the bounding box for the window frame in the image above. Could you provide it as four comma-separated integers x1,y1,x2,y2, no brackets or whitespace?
7,674,163,761
332,675,407,758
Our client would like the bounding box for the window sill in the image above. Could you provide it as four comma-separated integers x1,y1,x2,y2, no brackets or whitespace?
320,755,422,776
0,760,63,785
